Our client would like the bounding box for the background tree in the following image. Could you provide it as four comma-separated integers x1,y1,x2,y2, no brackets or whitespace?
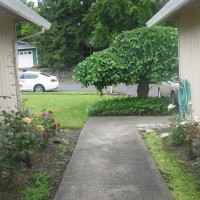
35,0,95,70
17,0,171,70
73,26,178,98
17,0,39,38
76,0,161,50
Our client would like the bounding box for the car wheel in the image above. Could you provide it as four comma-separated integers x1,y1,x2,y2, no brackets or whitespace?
171,91,176,105
34,84,45,92
158,87,162,98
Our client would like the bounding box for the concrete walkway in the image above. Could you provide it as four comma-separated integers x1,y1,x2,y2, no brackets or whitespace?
55,116,172,200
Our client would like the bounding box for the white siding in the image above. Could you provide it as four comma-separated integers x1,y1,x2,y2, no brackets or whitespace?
0,14,20,121
179,5,200,117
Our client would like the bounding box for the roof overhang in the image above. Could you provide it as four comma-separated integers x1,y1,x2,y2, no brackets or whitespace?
0,0,51,29
146,0,197,27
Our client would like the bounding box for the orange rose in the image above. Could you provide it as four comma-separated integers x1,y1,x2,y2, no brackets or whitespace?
22,117,31,124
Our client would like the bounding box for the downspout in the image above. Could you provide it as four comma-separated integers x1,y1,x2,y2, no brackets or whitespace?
13,26,45,110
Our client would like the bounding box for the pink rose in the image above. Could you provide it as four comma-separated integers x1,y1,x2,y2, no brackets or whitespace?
41,112,46,117
168,121,174,126
194,121,199,126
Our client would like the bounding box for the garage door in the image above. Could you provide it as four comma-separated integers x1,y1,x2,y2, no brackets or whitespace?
18,51,33,69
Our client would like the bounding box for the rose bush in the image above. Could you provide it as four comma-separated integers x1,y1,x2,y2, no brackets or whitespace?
0,109,60,187
168,114,200,159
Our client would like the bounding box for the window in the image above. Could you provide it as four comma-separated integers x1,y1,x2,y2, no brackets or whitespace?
28,52,32,54
19,73,23,79
23,73,38,79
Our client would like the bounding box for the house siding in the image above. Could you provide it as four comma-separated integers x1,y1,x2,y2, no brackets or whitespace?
178,5,200,117
0,14,20,121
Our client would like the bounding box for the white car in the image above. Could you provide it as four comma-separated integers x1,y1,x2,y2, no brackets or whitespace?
158,76,179,104
20,71,59,92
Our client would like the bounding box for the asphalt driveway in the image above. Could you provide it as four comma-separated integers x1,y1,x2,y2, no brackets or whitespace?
56,80,159,96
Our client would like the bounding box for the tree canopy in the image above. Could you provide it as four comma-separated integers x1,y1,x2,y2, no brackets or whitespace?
73,26,178,97
76,0,161,49
17,0,171,70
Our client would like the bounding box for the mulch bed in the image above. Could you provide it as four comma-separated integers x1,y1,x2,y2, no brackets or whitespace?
0,129,81,200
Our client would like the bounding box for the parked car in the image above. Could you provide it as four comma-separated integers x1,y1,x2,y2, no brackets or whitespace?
158,75,179,104
20,71,59,92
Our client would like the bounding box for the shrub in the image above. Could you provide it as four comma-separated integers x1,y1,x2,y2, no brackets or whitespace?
168,115,200,160
169,117,200,145
87,97,170,116
0,109,60,189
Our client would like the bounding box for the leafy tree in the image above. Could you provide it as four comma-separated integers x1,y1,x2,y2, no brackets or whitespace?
73,49,125,94
111,26,178,98
73,26,178,98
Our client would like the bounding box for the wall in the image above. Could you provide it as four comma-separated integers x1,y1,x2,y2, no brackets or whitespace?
178,4,200,117
0,14,20,121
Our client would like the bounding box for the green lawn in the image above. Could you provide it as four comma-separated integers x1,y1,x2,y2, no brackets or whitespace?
22,92,107,129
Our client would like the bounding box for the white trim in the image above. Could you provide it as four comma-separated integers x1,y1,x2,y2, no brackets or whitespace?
0,0,51,29
146,0,191,27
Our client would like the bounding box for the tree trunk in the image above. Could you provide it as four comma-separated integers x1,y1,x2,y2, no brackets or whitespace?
137,77,150,98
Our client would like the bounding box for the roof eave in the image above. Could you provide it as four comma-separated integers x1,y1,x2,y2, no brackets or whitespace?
146,0,190,27
0,0,51,29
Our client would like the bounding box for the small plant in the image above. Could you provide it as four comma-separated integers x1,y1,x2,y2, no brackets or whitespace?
57,140,72,156
0,109,35,166
22,173,52,200
168,114,200,159
87,97,170,116
35,110,61,144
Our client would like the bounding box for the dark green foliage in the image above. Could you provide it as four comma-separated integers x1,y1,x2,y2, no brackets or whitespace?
36,0,82,70
77,0,161,49
17,0,168,70
87,97,170,116
170,125,188,146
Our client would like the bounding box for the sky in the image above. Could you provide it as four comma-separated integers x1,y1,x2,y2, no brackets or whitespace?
27,0,38,6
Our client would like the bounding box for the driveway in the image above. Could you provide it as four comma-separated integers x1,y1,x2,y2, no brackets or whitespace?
56,79,159,96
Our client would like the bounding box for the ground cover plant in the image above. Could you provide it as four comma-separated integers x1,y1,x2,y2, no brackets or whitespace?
87,97,170,116
143,132,200,200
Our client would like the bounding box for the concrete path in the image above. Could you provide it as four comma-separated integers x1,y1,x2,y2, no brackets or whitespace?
55,116,172,200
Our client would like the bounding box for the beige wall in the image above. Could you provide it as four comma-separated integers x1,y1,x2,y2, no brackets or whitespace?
178,5,200,117
0,14,21,121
